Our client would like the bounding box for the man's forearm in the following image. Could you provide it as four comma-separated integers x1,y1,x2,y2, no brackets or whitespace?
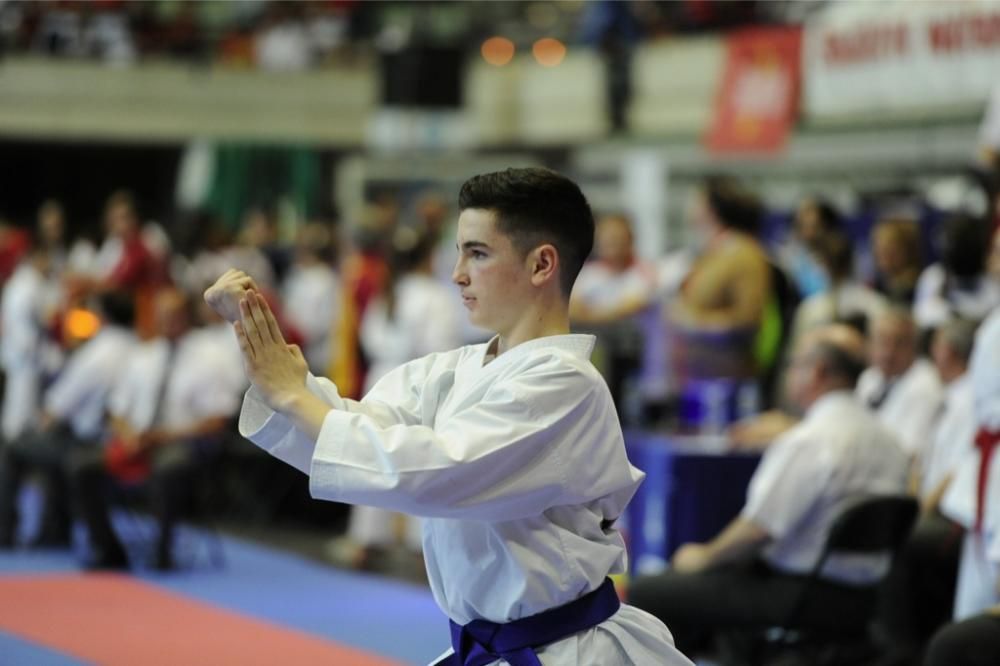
703,517,770,569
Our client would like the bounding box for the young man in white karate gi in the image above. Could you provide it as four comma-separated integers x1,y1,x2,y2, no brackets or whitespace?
206,168,691,665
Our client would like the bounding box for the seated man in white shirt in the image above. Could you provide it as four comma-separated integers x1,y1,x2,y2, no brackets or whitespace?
70,288,239,570
205,168,692,665
629,324,909,657
0,291,136,548
856,307,944,460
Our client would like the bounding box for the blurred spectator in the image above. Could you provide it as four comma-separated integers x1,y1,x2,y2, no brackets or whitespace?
630,324,908,658
789,230,887,346
877,318,978,661
360,226,461,393
281,222,340,372
0,219,31,286
217,17,256,68
237,206,285,287
780,197,845,299
570,213,657,411
669,176,772,381
331,204,392,398
35,199,68,267
80,2,135,65
0,244,60,442
914,214,1000,331
31,2,84,57
0,291,136,549
254,2,311,73
856,308,943,461
871,218,923,306
71,288,238,570
69,191,169,338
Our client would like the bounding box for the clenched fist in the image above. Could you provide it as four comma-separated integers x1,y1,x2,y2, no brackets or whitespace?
204,269,260,323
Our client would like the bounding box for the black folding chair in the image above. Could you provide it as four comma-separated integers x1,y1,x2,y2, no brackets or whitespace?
759,494,919,665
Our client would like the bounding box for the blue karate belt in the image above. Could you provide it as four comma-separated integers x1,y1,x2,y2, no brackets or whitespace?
447,578,620,666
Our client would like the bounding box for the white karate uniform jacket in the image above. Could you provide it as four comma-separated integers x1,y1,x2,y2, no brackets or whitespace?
240,333,691,665
941,308,1000,619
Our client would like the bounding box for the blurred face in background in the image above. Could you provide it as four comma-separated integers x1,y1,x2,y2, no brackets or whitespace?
240,210,274,248
794,199,824,247
155,289,192,341
594,215,634,270
105,201,137,239
37,203,64,247
870,314,917,379
872,222,919,279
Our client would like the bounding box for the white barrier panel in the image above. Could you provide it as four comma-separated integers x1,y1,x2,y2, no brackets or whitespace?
804,0,1000,120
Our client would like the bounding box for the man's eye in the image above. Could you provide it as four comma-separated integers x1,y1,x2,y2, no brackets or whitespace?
472,251,486,259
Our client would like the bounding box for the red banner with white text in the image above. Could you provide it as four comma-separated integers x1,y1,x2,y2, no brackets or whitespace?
706,27,803,155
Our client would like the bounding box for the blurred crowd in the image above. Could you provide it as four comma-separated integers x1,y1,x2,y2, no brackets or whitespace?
0,159,997,660
0,0,368,70
0,0,818,71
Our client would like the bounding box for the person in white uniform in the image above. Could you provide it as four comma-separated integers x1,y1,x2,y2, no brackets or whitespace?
205,168,691,665
630,324,909,658
0,246,60,443
856,308,944,460
928,306,1000,666
940,306,1000,620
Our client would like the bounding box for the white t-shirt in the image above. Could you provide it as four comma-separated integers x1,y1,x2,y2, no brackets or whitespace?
570,260,658,317
920,374,977,500
44,325,137,440
360,273,462,393
110,333,240,432
913,263,1000,330
857,359,944,459
281,262,340,372
239,333,690,665
743,391,909,585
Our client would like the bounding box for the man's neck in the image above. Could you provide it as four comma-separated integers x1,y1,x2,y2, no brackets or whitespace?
495,301,571,356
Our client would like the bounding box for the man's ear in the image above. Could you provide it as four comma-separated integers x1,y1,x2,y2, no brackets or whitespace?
529,244,560,288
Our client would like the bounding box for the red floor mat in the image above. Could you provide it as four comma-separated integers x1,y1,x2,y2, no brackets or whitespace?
0,573,403,665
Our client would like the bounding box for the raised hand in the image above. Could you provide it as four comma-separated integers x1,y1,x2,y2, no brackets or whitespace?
204,269,260,323
234,290,309,411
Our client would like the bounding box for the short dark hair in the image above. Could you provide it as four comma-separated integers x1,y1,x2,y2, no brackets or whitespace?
941,214,990,279
703,176,763,235
811,340,867,387
458,167,594,296
97,290,135,328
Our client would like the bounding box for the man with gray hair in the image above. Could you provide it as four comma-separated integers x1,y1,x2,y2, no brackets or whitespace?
630,324,909,657
856,308,944,461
